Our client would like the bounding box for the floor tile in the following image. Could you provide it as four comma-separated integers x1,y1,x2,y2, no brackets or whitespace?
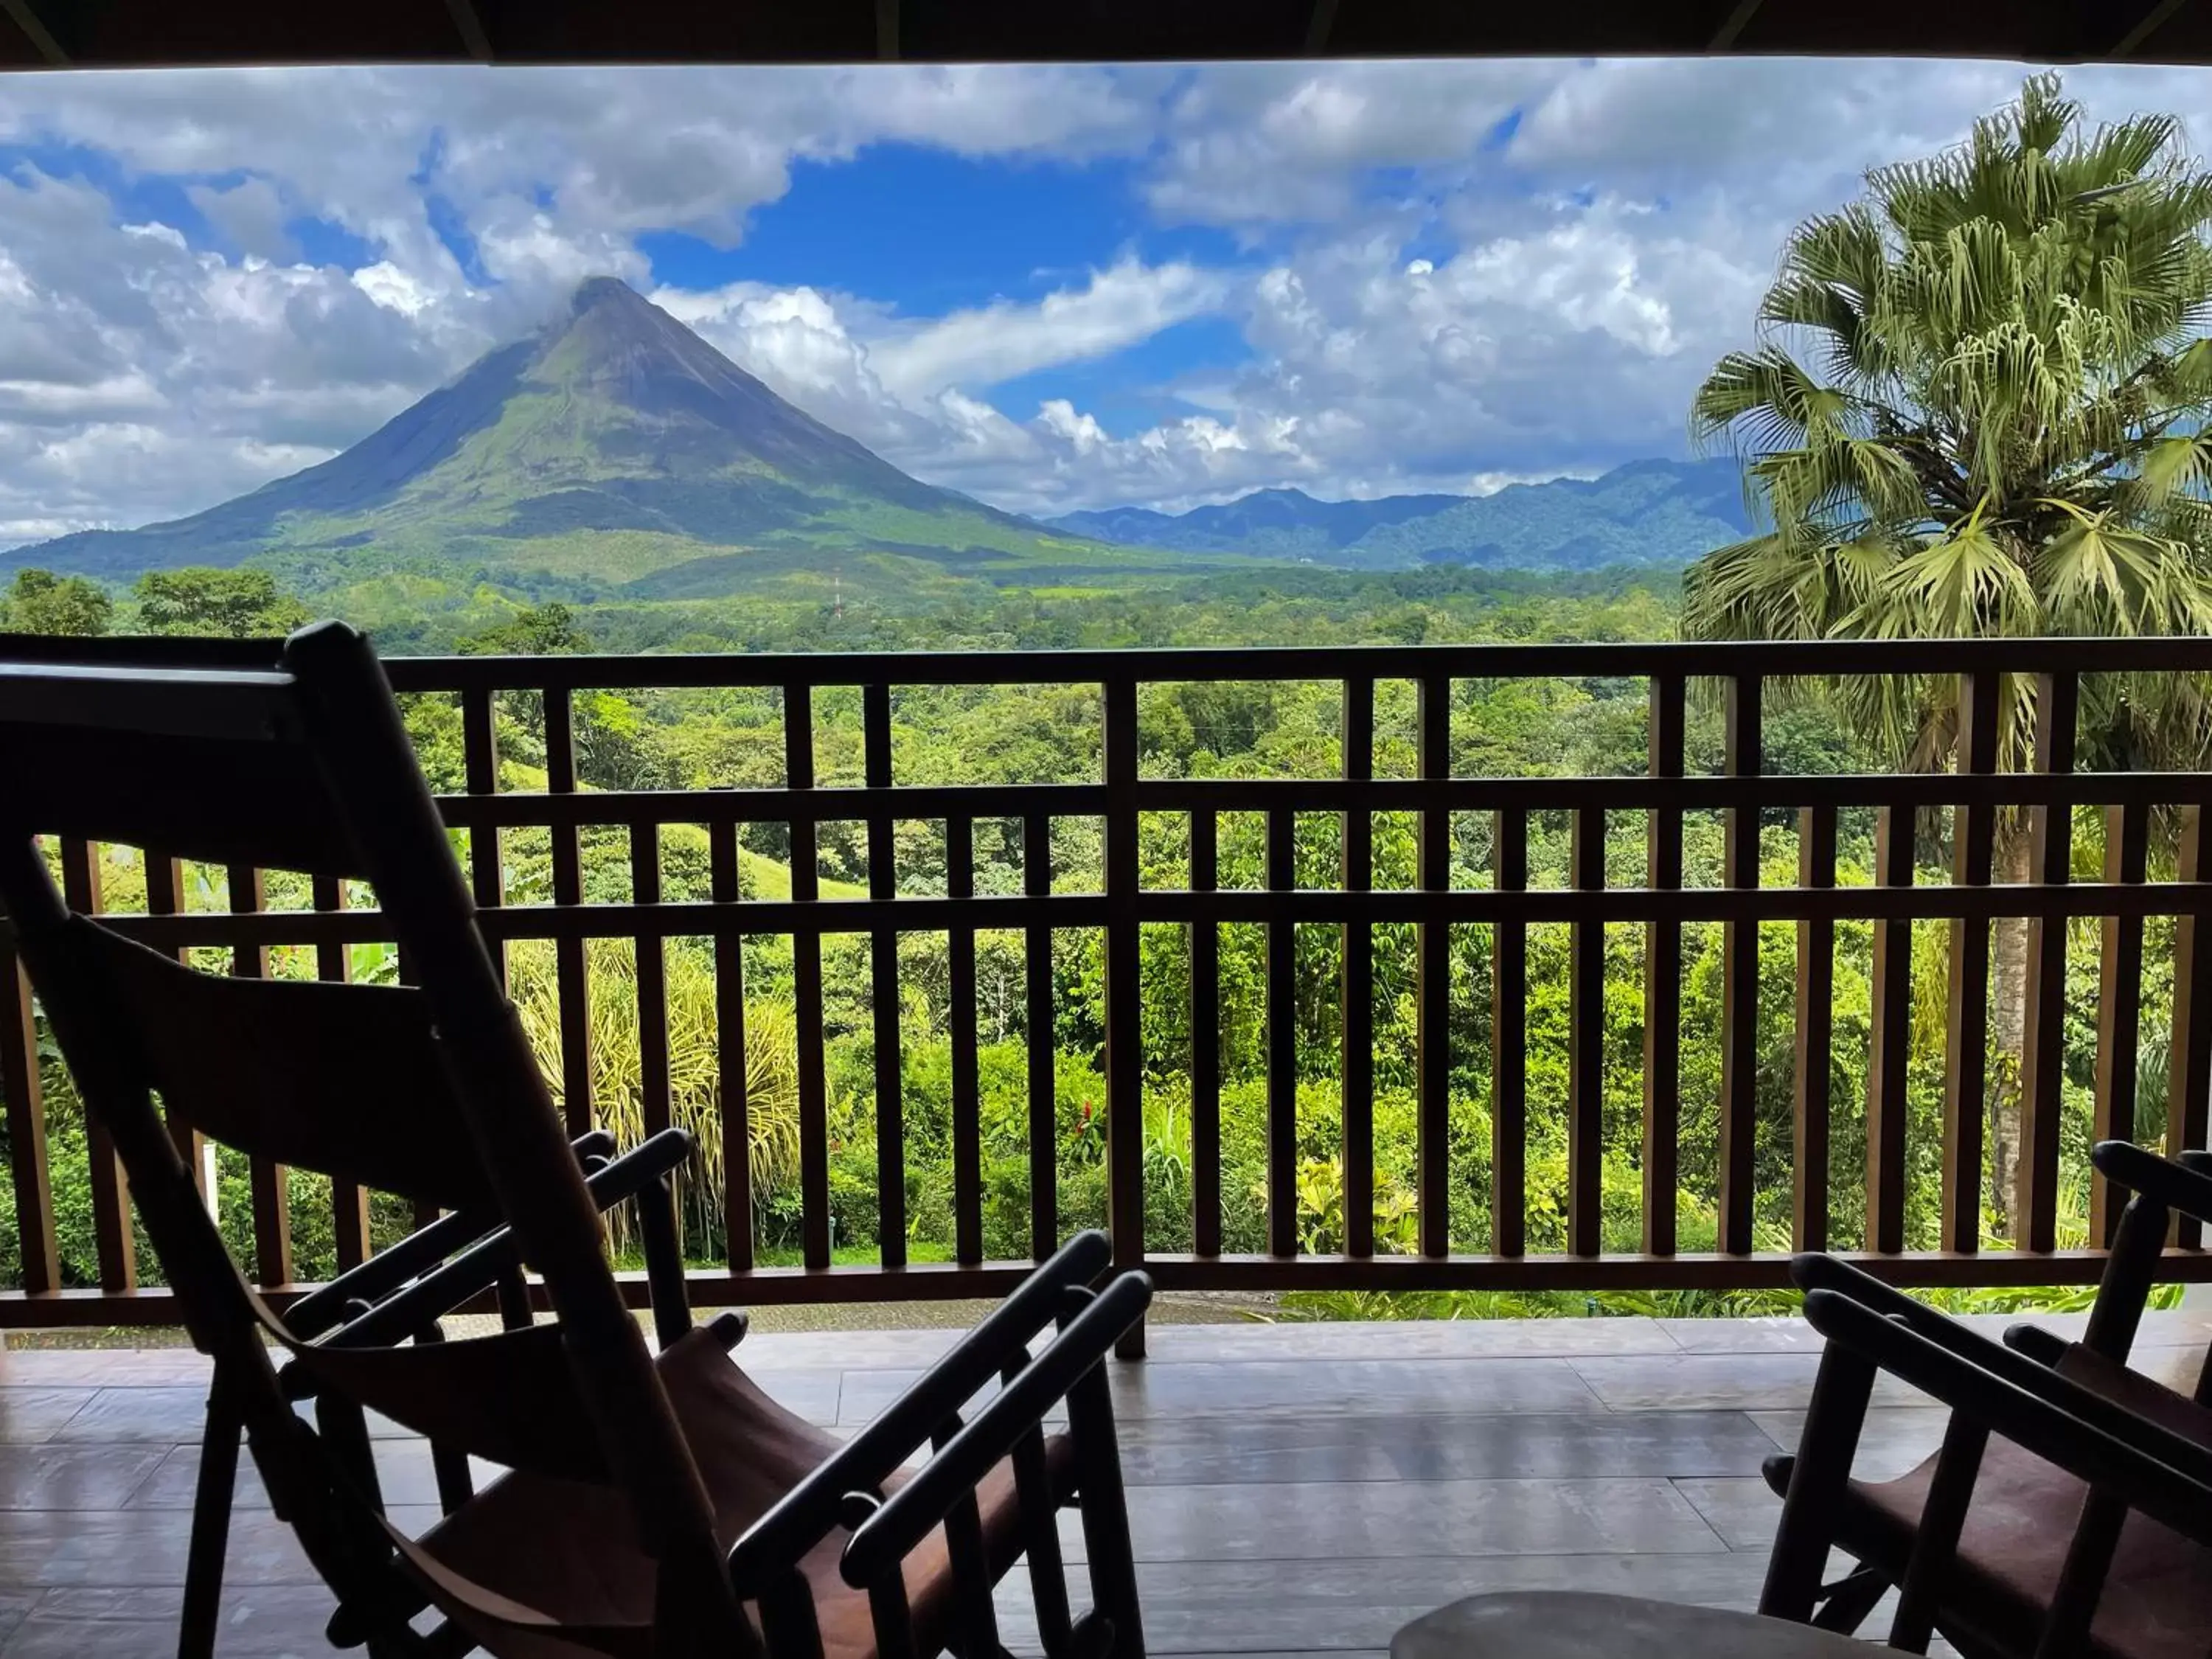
1143,1318,1677,1363
1672,1477,1782,1551
48,1388,207,1445
128,1439,493,1512
0,1585,337,1657
1109,1359,1604,1419
0,1447,169,1512
1118,1477,1730,1563
1748,1408,1950,1484
1116,1411,1778,1486
1568,1354,1924,1413
0,1397,97,1450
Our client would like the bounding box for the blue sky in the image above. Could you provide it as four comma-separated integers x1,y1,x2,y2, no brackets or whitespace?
0,57,2205,542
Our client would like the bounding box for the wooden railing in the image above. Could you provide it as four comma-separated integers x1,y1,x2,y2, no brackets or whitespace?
4,636,2212,1332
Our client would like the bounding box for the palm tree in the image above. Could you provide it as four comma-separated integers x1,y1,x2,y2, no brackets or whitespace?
1683,72,2212,1233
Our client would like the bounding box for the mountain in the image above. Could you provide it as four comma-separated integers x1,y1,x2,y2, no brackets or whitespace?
1048,458,1753,571
11,277,1159,598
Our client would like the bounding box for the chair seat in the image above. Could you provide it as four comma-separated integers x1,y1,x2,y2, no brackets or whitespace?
1843,1354,2212,1659
411,1328,1074,1659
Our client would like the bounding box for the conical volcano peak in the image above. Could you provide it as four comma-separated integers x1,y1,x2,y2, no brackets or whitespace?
568,275,649,316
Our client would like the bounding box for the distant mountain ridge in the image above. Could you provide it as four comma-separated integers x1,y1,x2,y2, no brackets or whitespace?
1048,458,1753,571
10,277,1152,598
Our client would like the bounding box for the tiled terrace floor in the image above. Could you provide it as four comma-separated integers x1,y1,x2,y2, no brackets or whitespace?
0,1308,2201,1655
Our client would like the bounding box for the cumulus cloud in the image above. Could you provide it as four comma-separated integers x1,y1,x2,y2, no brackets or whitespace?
0,56,2208,542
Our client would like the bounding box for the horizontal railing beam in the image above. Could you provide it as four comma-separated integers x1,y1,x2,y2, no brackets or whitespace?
4,1248,2205,1326
380,634,2212,692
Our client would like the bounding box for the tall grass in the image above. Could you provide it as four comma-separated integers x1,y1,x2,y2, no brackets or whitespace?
509,939,799,1255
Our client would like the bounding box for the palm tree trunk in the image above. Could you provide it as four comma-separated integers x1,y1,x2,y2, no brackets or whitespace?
1989,830,2032,1238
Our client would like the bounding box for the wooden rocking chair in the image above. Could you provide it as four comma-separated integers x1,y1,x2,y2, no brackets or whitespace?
1759,1141,2212,1658
0,622,1152,1659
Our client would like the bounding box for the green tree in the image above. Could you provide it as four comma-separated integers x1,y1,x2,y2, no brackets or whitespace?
134,567,310,637
0,568,111,636
1683,73,2212,1231
459,602,594,656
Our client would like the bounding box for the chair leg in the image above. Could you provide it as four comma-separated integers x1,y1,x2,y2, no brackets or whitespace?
178,1378,240,1659
1809,1567,1886,1634
1758,1342,1876,1621
1067,1365,1144,1659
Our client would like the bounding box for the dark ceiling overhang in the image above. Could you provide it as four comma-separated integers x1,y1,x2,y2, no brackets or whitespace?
0,0,2206,70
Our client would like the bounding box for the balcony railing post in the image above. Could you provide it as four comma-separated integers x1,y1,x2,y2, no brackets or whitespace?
1718,675,1762,1256
785,683,832,1271
1266,807,1297,1259
1792,805,1837,1253
0,894,56,1296
1103,677,1145,1357
1941,672,2000,1255
314,872,372,1272
1190,810,1220,1260
1568,807,1604,1257
1340,678,1374,1260
1023,810,1055,1263
709,817,754,1273
1866,804,1913,1254
864,683,905,1267
142,849,208,1197
945,815,981,1268
1491,810,1527,1259
2170,805,2212,1250
2092,803,2149,1246
63,838,136,1295
461,686,504,981
229,863,289,1288
2016,671,2077,1253
1644,674,1685,1256
1416,673,1450,1259
544,686,594,1138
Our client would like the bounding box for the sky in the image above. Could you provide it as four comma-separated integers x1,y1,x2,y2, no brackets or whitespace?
1,57,2211,546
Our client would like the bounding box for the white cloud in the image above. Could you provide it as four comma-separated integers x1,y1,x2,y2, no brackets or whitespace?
2,57,2211,541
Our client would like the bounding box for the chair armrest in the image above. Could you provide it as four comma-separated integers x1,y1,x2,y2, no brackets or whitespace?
724,1229,1112,1593
286,1129,621,1338
2092,1138,2212,1226
324,1128,694,1349
1792,1253,2212,1491
1804,1286,2212,1543
840,1270,1152,1588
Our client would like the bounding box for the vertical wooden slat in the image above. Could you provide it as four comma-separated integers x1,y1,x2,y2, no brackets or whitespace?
2092,803,2149,1246
460,686,504,980
61,840,135,1294
142,852,206,1195
946,817,981,1266
1103,678,1144,1352
1865,805,1914,1254
709,819,752,1273
2169,805,2212,1250
1190,810,1221,1259
1491,810,1528,1259
1023,810,1055,1261
863,683,905,1266
544,687,593,1138
229,864,291,1287
1941,672,2000,1256
1266,807,1298,1259
2016,671,2077,1253
630,823,671,1142
0,898,56,1295
1416,673,1450,1258
1340,678,1374,1260
1568,807,1604,1258
1644,674,1685,1256
1793,806,1837,1253
785,684,831,1270
314,873,371,1272
1717,676,1762,1256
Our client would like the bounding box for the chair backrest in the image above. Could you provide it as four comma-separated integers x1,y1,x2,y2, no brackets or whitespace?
0,622,744,1645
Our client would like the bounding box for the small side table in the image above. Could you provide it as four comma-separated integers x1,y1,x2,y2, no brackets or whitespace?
1393,1592,1887,1658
